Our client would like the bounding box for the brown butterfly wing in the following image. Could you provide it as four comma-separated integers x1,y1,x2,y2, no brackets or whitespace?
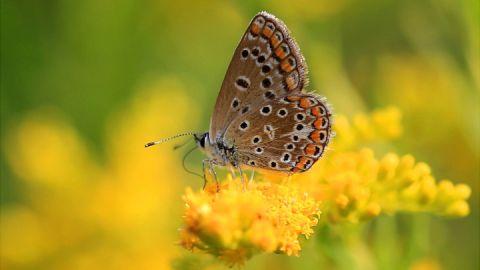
209,11,308,143
223,93,332,174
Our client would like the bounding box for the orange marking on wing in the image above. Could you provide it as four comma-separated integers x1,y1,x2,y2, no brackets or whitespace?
313,118,324,129
286,95,300,102
311,106,321,117
305,144,317,156
299,97,313,108
296,156,313,170
309,130,321,143
286,76,296,91
251,24,261,35
280,59,294,73
295,158,307,169
291,167,302,173
274,46,287,59
270,34,281,48
262,27,274,38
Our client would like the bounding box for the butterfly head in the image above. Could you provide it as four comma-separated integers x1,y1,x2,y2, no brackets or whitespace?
193,132,209,149
193,132,231,166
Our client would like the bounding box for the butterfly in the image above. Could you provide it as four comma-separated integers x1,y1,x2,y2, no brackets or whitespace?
146,11,332,188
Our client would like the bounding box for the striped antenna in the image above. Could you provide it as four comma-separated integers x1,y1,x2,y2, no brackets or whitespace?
144,132,196,148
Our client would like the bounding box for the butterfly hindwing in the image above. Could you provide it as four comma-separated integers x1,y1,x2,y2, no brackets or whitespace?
223,93,332,174
209,12,308,143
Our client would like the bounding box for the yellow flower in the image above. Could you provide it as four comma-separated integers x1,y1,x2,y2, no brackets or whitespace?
178,106,471,266
409,258,442,270
333,106,403,150
180,176,321,266
292,108,471,224
1,79,194,269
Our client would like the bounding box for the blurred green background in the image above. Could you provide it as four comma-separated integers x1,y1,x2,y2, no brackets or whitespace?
1,0,478,269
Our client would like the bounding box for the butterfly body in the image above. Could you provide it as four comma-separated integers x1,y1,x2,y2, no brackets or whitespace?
194,132,238,168
193,11,333,178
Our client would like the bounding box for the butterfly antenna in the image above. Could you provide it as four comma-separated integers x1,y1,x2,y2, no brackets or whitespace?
182,145,203,179
144,132,196,148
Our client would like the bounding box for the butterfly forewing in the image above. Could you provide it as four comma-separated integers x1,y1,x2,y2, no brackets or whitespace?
209,12,308,143
223,93,332,174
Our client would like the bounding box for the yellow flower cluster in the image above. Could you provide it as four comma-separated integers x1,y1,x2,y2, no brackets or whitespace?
299,148,471,224
294,107,471,223
180,176,320,266
178,106,471,265
333,106,403,150
0,80,194,269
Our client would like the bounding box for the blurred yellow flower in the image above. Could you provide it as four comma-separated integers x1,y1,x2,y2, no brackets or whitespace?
295,108,471,224
180,177,320,266
300,149,471,224
1,79,196,269
409,258,442,270
333,106,403,150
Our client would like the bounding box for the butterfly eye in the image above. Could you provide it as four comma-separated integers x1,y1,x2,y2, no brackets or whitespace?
198,135,206,148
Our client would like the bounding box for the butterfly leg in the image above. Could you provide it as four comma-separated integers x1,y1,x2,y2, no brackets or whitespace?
209,160,220,192
249,169,255,183
282,174,292,185
202,159,220,192
201,159,209,189
237,167,247,191
230,167,237,178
